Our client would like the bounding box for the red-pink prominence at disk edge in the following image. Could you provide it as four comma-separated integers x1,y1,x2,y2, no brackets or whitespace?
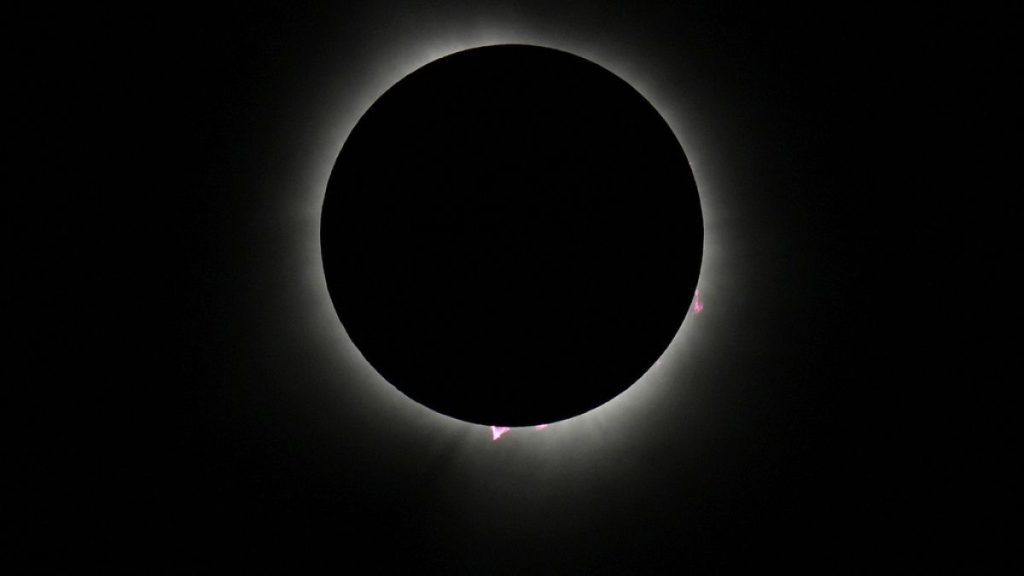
490,290,703,441
490,425,547,441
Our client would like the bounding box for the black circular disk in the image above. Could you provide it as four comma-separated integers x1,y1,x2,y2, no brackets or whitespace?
321,45,702,426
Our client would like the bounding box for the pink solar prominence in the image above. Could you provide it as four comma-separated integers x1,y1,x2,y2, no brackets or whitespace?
490,424,549,441
693,289,704,314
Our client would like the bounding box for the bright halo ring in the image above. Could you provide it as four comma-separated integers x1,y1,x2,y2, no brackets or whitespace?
283,25,727,446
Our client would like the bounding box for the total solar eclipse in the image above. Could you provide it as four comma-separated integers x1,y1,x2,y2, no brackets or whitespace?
321,45,703,427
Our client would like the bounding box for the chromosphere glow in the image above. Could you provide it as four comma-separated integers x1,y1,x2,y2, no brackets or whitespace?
287,20,728,448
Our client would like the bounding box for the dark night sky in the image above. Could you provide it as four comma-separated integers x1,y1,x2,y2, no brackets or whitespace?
19,2,1012,571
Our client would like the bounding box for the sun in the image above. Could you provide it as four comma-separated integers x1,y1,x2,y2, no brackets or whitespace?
280,22,727,447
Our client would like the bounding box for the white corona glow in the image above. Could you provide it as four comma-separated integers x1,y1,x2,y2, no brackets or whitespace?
281,13,731,454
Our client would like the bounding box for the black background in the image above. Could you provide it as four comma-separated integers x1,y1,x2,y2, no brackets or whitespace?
19,2,1012,571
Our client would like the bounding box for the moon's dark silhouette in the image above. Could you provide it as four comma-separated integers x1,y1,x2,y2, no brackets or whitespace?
321,45,702,426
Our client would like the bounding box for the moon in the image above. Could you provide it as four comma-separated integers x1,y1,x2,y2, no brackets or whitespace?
321,45,703,426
